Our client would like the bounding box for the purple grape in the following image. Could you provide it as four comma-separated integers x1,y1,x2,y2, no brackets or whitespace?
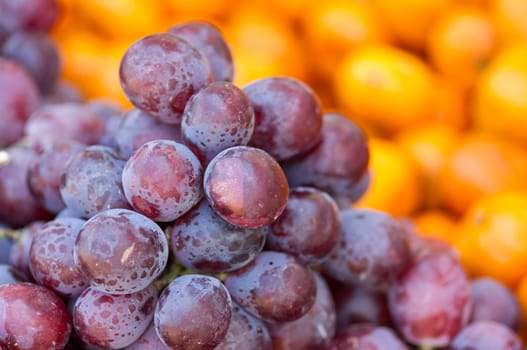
449,321,523,350
119,33,213,124
8,220,44,277
122,140,203,222
244,77,323,160
330,324,409,350
322,208,411,290
60,145,131,218
169,198,267,272
0,0,59,33
204,146,289,229
29,217,88,297
74,208,168,294
85,100,124,148
125,322,169,350
181,81,255,164
0,282,71,350
225,251,316,323
267,186,340,265
154,274,232,350
0,264,27,284
73,285,158,349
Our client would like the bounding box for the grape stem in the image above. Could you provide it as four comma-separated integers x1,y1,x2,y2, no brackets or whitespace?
154,261,198,291
420,345,435,350
0,228,21,242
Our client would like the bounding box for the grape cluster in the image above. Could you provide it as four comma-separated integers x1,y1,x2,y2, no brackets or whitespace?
0,2,525,349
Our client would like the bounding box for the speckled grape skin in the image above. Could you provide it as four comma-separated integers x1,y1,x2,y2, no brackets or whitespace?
267,187,341,265
168,21,234,82
181,81,255,164
74,208,168,295
204,146,289,229
244,77,323,160
122,140,204,222
29,217,88,297
119,33,213,125
225,251,316,323
73,285,158,349
0,282,71,350
330,324,409,350
322,208,411,291
154,275,232,350
124,322,169,350
60,145,131,218
448,321,523,350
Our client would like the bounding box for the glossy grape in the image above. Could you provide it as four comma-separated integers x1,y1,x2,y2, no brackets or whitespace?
74,208,168,294
0,0,59,32
122,140,203,222
449,321,522,350
125,322,169,350
330,324,409,350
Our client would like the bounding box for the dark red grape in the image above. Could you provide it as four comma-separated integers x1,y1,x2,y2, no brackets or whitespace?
29,217,88,297
122,140,203,222
125,322,169,350
8,221,44,277
0,0,59,32
448,321,522,350
181,81,255,164
225,251,316,323
168,21,234,82
204,146,289,229
322,208,411,290
169,198,267,273
119,33,213,124
154,274,232,350
330,324,409,350
74,208,168,294
244,77,323,160
73,284,158,349
267,186,340,265
0,282,71,350
60,145,131,218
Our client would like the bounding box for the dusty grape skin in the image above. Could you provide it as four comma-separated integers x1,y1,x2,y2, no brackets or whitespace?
225,251,317,323
124,322,169,350
244,77,323,160
322,208,411,290
168,21,234,82
469,277,521,331
387,250,472,347
27,139,85,213
0,0,58,32
267,187,340,265
29,217,88,297
448,321,523,350
0,58,40,147
119,33,213,125
169,198,267,272
0,282,71,350
154,274,232,350
8,221,45,277
267,272,337,350
204,146,289,229
181,81,255,164
73,285,158,349
115,108,182,158
74,208,168,295
122,140,203,222
60,145,131,218
330,324,409,350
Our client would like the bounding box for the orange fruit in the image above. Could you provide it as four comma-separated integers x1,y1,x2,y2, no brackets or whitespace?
413,209,458,244
428,76,469,130
490,0,527,45
455,190,527,287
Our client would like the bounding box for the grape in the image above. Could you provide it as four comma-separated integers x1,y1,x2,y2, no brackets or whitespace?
119,33,213,124
44,80,83,105
168,21,234,82
267,272,337,350
29,217,88,297
73,285,158,349
181,81,255,164
243,77,323,160
0,0,59,32
0,282,71,350
334,170,371,208
449,321,523,350
85,100,124,148
169,198,267,272
330,324,409,350
322,208,411,290
2,31,60,94
266,186,340,265
8,221,45,277
60,145,131,218
388,249,472,347
122,140,203,222
125,322,169,350
204,146,289,229
0,236,12,265
154,274,232,350
225,251,316,323
74,208,168,294
0,57,40,147
115,108,182,158
469,277,521,331
27,139,85,213
0,264,26,284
